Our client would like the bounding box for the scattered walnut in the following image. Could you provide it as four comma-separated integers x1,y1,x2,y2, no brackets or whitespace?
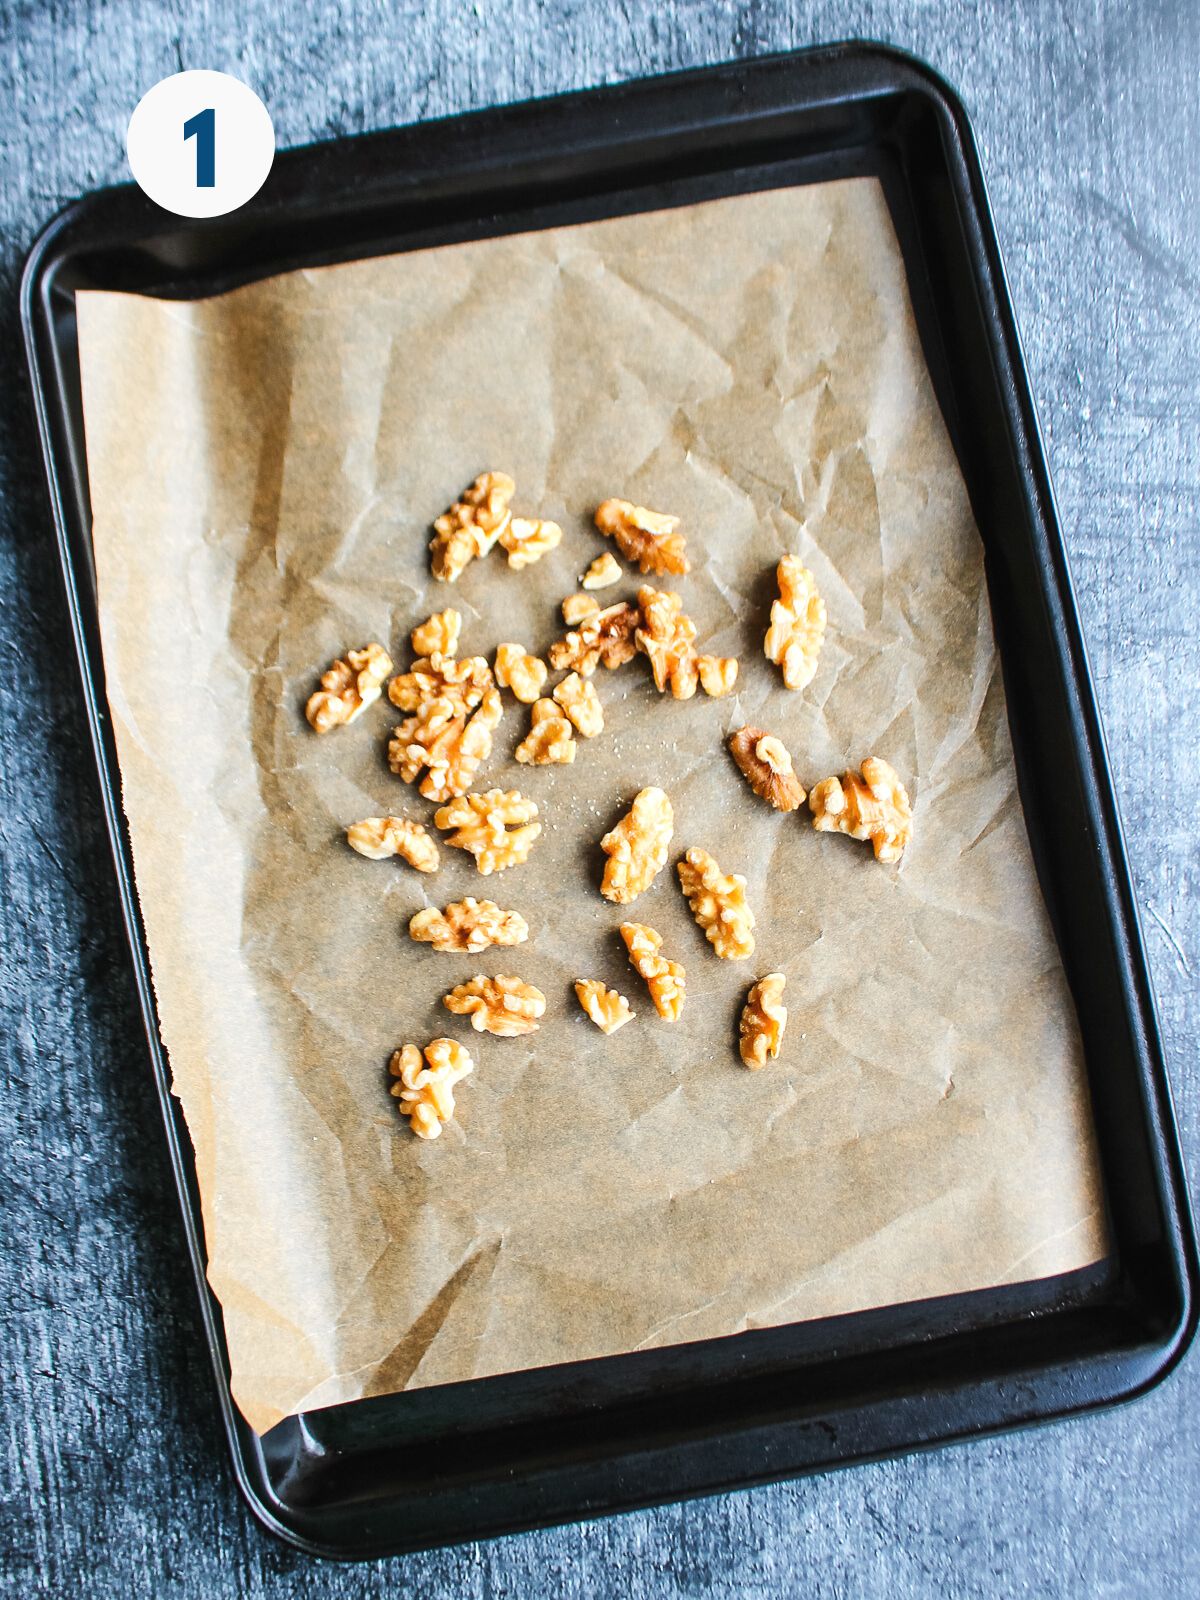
697,655,738,697
494,643,548,704
809,757,913,864
388,687,503,801
306,643,393,732
499,516,563,569
594,498,689,576
580,551,623,590
764,556,826,691
619,922,685,1021
431,471,516,581
434,789,542,874
389,1038,474,1139
409,898,529,953
549,599,642,676
739,974,787,1070
346,816,440,872
515,698,577,765
561,592,601,626
410,608,461,659
552,671,604,738
574,979,634,1034
635,585,697,698
676,846,755,960
387,652,494,714
601,787,674,903
444,974,546,1036
728,727,806,813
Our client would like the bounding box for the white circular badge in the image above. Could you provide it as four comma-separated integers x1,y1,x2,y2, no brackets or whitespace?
126,70,275,218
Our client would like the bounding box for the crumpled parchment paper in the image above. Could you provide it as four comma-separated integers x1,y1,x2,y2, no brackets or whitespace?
74,178,1107,1434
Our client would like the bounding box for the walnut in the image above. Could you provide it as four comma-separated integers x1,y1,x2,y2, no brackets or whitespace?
434,788,542,874
387,652,494,714
634,586,737,700
431,471,516,581
549,599,642,676
697,656,738,697
574,979,634,1034
494,643,548,704
728,727,806,813
515,698,577,765
594,498,689,576
499,516,563,569
561,592,600,626
676,846,755,960
306,643,393,732
389,1038,474,1139
409,898,529,953
552,671,604,738
388,688,503,801
346,816,440,872
444,974,546,1036
411,608,461,659
601,787,673,903
619,922,685,1021
739,974,787,1070
581,551,622,590
764,556,826,690
809,757,913,864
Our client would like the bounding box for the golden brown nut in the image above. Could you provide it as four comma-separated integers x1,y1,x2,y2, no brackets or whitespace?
494,643,548,704
306,643,393,732
409,899,529,953
499,516,563,569
764,556,826,691
809,757,913,864
434,789,542,874
676,846,755,960
388,688,503,801
594,498,689,576
601,787,674,903
549,599,642,677
389,1038,474,1139
574,979,634,1034
739,974,787,1070
515,699,577,765
387,652,494,714
728,727,806,813
561,592,601,626
346,816,440,873
580,551,623,590
410,609,461,659
444,974,546,1036
552,672,604,738
697,655,738,697
619,922,685,1021
431,471,516,581
635,585,698,698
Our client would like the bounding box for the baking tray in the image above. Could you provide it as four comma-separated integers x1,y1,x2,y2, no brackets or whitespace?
21,42,1196,1560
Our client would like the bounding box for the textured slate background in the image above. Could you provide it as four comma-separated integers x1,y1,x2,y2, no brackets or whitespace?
1,1,1197,1594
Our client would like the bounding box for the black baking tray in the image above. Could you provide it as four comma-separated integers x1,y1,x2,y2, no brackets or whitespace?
22,42,1197,1560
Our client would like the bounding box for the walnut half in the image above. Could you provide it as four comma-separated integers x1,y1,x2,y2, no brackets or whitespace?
635,585,737,700
676,846,755,960
549,599,641,676
388,687,503,801
620,922,685,1021
346,816,440,873
444,974,546,1036
409,899,529,953
728,727,806,813
434,789,542,874
515,699,577,766
575,979,634,1034
431,471,515,581
494,643,548,704
600,787,674,904
594,498,689,576
809,757,913,864
764,556,826,691
306,643,393,732
552,672,604,738
739,974,787,1070
410,608,461,659
499,517,563,570
390,1038,474,1139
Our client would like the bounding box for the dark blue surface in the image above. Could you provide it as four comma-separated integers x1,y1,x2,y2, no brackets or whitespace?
2,3,1197,1594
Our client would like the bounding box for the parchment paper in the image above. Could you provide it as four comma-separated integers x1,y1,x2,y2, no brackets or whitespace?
74,179,1107,1435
